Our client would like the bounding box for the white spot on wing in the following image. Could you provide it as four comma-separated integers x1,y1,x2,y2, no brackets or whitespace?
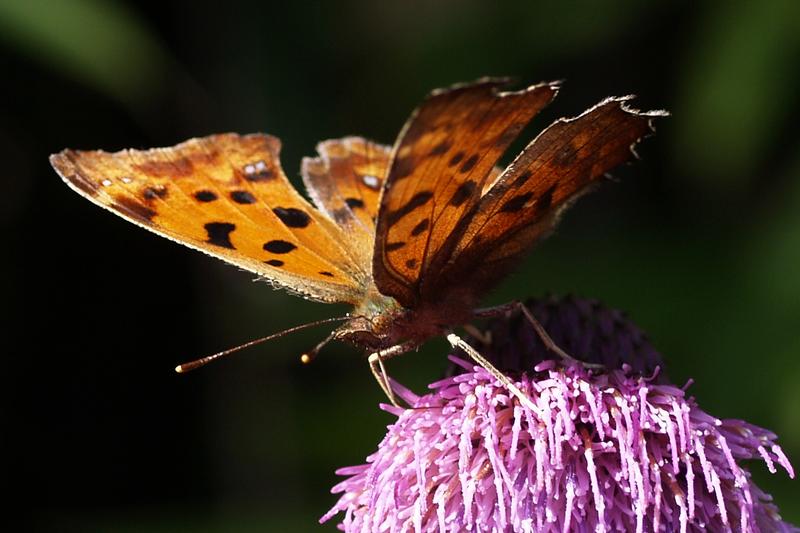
362,174,379,190
101,179,112,187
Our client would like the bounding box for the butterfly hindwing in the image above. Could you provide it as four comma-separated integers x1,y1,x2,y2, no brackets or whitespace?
302,137,391,266
425,97,666,300
50,133,366,303
373,78,559,307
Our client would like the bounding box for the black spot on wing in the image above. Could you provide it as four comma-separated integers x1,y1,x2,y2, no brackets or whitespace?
204,222,236,249
386,191,433,227
384,241,406,252
405,259,417,268
500,192,534,213
345,198,365,209
459,154,479,173
449,180,476,206
265,259,284,267
511,171,532,188
411,219,429,236
231,190,256,204
319,271,334,277
428,140,451,156
194,190,217,202
538,185,556,210
448,152,465,167
263,240,296,254
391,156,415,180
273,207,311,228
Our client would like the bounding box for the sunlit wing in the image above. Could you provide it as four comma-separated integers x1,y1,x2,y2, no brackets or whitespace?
373,78,559,307
50,133,367,303
302,137,391,266
424,97,667,300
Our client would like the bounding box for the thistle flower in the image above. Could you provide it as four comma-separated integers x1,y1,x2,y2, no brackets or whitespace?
322,297,796,532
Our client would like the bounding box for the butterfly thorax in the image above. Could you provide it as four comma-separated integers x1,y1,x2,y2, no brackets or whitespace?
335,286,474,351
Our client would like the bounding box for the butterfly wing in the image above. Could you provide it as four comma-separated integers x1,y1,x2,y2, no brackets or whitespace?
302,137,391,266
51,133,366,303
373,78,559,307
424,97,667,301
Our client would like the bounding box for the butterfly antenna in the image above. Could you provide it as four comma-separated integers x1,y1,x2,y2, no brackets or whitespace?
175,316,350,373
299,331,336,364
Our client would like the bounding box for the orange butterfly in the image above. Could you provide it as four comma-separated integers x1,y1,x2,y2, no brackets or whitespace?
50,78,664,404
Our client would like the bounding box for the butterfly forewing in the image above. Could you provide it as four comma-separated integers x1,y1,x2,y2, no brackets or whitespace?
373,78,559,307
50,133,365,303
425,97,666,299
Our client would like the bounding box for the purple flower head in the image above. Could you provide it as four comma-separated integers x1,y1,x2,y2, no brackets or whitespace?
322,297,796,532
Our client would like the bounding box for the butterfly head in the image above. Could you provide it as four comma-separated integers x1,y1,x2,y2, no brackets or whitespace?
333,289,406,350
334,287,469,352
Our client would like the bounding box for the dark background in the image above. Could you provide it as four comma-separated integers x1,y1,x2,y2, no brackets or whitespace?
2,0,799,530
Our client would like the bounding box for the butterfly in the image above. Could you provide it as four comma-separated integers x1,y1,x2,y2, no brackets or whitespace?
50,77,664,404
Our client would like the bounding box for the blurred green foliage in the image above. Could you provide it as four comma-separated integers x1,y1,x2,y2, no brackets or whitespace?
0,0,168,106
2,0,798,531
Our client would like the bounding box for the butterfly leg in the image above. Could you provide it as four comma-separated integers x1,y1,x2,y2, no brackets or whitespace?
473,301,601,368
367,341,417,407
463,323,492,346
446,333,539,413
